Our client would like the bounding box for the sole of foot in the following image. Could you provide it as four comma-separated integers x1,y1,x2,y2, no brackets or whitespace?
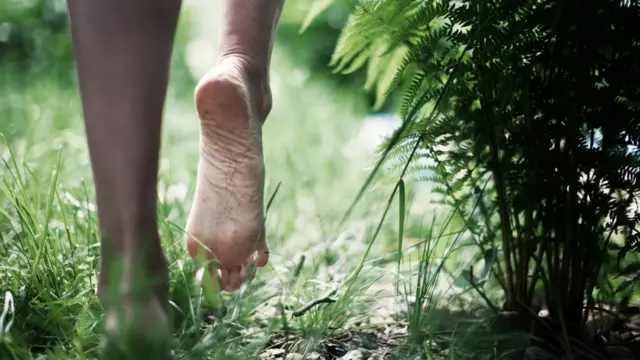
185,56,271,292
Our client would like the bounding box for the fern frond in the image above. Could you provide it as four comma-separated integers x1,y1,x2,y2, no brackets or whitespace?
300,0,341,33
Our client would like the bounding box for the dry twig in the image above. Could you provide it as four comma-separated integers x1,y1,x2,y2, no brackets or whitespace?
292,285,339,318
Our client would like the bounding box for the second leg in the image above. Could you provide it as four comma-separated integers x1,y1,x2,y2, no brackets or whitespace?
67,0,182,356
185,0,285,292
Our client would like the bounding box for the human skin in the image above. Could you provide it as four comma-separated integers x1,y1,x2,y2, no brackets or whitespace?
66,0,284,356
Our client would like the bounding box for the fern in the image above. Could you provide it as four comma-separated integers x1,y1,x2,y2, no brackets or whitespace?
307,0,640,345
325,0,458,111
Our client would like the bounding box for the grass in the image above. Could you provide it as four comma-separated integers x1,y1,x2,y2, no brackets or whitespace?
0,62,489,359
0,3,494,360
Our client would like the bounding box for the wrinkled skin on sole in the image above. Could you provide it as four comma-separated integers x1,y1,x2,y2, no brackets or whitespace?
185,57,271,292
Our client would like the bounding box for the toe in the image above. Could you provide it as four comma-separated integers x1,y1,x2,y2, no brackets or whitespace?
195,265,223,292
219,268,231,291
252,240,270,268
220,266,244,292
243,262,258,283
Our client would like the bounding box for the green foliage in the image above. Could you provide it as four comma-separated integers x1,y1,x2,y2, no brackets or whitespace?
0,42,393,357
0,0,72,76
0,0,196,93
313,0,640,345
279,0,373,100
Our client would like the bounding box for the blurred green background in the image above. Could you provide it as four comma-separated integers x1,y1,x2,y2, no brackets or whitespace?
0,0,368,99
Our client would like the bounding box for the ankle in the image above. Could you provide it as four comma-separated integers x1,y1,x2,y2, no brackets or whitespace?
97,233,169,305
217,53,273,118
218,52,266,77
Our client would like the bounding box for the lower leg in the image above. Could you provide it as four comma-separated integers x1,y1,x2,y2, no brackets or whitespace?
186,0,284,291
216,0,285,115
67,0,181,355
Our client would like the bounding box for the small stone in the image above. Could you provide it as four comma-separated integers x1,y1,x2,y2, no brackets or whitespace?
285,354,303,360
342,349,364,360
259,348,285,360
366,352,385,360
606,345,637,360
524,346,553,360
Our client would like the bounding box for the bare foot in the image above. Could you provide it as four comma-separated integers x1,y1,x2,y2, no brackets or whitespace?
97,235,172,358
103,295,172,359
185,56,271,292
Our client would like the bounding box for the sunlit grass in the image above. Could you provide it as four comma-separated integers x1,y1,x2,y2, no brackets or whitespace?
0,54,487,360
0,33,408,360
0,4,494,360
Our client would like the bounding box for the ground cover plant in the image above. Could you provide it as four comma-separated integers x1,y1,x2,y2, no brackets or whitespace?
1,0,640,359
304,0,640,358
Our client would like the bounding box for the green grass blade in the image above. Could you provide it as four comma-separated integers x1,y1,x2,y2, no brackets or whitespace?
395,179,405,300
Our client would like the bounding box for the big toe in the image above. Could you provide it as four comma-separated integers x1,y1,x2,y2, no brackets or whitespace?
220,266,244,292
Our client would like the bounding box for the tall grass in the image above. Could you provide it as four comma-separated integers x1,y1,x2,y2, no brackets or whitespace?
0,48,452,359
0,2,513,358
